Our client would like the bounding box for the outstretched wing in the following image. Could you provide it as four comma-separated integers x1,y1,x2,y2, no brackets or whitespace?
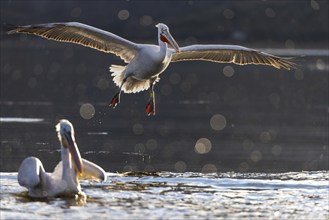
171,45,296,70
7,22,139,63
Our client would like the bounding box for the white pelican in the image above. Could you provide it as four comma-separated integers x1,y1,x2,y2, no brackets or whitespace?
8,22,296,115
17,119,107,198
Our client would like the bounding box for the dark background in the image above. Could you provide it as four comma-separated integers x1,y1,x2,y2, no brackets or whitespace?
0,0,328,173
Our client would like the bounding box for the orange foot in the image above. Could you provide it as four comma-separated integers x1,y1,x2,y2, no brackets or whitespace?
110,92,120,108
145,100,155,116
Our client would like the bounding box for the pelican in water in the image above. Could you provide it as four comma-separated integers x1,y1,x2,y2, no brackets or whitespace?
17,119,107,198
8,22,295,115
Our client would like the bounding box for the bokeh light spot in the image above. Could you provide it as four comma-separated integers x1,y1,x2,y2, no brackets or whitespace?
134,143,145,154
250,150,262,162
75,83,87,96
265,8,276,18
140,15,153,26
133,123,144,135
239,162,249,172
118,9,129,20
3,64,11,74
272,145,282,156
175,161,187,172
28,77,37,88
97,78,110,90
184,36,198,45
223,9,235,19
195,138,212,154
12,69,21,80
161,84,173,96
146,139,158,150
80,103,95,120
210,114,227,131
223,65,234,77
310,0,320,10
243,139,254,151
260,131,271,143
64,47,74,59
34,64,43,75
269,93,280,108
316,59,325,70
169,73,181,85
201,164,217,173
294,69,304,80
285,39,295,49
180,82,191,93
71,7,82,18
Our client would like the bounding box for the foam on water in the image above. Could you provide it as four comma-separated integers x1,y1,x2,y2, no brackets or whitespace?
1,171,328,219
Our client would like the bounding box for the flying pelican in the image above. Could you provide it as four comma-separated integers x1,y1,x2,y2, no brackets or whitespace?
17,119,107,198
7,22,296,115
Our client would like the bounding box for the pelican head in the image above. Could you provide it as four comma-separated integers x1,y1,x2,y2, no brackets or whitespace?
156,23,180,52
56,119,83,174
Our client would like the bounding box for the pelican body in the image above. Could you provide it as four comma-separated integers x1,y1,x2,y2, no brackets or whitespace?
17,119,107,198
7,22,296,115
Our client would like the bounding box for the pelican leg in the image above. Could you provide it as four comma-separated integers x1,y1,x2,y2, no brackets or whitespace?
145,80,156,116
110,77,127,108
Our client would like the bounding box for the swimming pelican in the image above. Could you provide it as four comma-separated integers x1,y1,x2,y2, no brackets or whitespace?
8,22,296,115
17,119,107,198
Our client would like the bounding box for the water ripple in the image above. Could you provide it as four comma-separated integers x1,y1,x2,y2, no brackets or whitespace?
1,171,328,219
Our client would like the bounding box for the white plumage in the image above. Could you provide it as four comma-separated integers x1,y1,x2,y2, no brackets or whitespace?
8,22,296,115
17,119,107,198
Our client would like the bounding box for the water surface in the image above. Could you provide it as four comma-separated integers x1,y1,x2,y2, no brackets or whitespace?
1,171,328,219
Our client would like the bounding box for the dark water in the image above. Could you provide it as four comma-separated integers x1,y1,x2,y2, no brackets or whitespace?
1,0,328,173
1,47,328,173
1,171,328,219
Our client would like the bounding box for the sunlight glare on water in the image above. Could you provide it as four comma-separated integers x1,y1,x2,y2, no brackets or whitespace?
0,171,328,219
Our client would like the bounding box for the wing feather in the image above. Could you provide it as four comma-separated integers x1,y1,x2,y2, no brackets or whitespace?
171,45,296,70
18,157,45,188
7,22,139,63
